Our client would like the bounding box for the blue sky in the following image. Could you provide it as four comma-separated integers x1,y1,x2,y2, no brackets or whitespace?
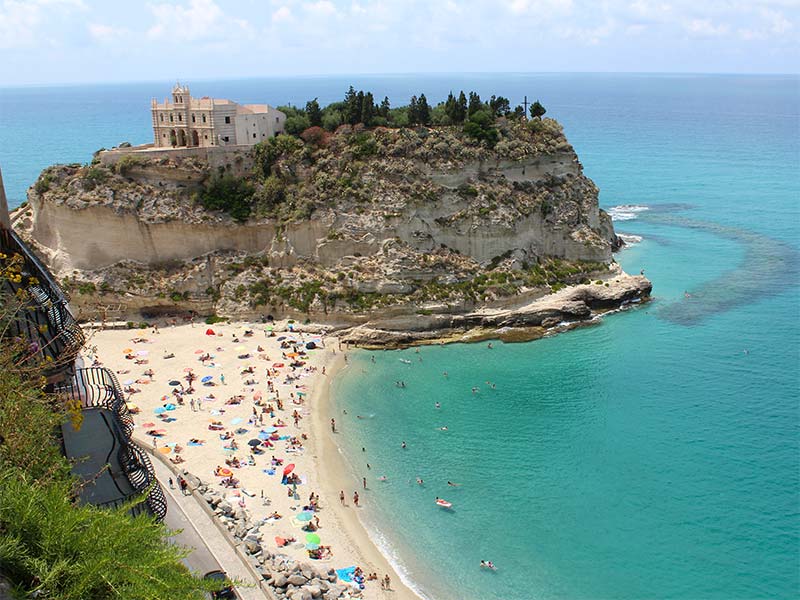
1,0,797,85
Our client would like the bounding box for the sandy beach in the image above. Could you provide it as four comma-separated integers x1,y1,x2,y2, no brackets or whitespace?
86,319,417,600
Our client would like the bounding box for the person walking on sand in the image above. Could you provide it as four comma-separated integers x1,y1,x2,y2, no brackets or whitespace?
220,373,226,385
168,477,174,489
190,398,195,412
363,477,367,490
331,418,336,433
340,490,345,505
353,491,359,506
384,574,391,590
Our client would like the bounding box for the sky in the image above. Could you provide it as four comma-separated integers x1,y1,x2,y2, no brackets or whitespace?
0,0,798,85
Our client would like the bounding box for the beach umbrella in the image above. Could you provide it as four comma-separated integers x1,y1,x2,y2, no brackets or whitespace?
195,349,204,354
305,543,319,550
184,367,193,372
253,391,263,401
153,407,166,414
286,352,299,358
261,427,278,435
122,348,133,353
277,336,286,341
164,403,176,410
123,379,134,386
158,447,172,454
296,511,313,522
305,342,317,350
247,439,262,447
136,350,149,356
305,533,321,545
142,422,156,428
168,380,181,386
205,329,215,335
201,375,213,383
283,464,295,476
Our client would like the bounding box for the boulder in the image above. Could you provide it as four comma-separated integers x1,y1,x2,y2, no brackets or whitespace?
244,539,261,554
271,573,289,588
303,583,322,598
216,500,233,515
287,573,308,586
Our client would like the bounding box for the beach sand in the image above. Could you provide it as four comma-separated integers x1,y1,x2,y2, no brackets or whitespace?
86,320,417,600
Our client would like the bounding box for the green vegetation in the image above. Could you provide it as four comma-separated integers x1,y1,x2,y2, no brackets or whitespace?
34,173,54,194
0,273,223,599
205,314,227,325
115,154,146,176
198,173,254,222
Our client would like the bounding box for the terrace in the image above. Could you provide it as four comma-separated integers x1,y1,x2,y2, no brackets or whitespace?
58,367,167,521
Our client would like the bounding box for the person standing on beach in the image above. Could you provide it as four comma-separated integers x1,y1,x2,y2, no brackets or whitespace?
168,477,174,489
384,574,391,590
353,491,359,506
190,398,195,412
339,490,345,505
362,477,367,489
331,418,336,433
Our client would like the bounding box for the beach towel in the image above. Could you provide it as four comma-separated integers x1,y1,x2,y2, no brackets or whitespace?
188,441,204,446
335,567,356,583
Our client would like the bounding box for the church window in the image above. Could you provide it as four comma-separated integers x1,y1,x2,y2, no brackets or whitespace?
178,114,182,122
202,114,207,123
169,115,173,122
253,133,256,138
225,116,231,124
160,114,164,122
192,114,196,123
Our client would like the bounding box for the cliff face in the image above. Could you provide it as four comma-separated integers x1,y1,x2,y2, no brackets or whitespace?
17,117,643,328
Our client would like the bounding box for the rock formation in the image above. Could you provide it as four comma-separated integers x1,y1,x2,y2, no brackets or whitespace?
14,117,650,342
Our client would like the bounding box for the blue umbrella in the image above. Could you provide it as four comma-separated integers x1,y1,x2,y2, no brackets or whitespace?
305,543,319,550
165,403,176,410
153,407,166,414
201,375,213,383
296,511,314,522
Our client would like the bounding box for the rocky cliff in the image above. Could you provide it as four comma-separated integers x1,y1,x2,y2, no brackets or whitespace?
15,117,649,340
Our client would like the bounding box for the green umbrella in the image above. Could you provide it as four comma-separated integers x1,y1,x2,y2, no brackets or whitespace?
305,533,321,545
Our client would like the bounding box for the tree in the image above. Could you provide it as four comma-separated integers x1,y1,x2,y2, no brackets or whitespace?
463,109,499,147
456,91,468,123
417,93,431,126
305,98,322,127
468,91,483,117
530,100,547,119
379,96,390,118
362,92,376,126
444,92,458,124
344,86,360,125
408,95,419,125
284,113,311,136
489,95,511,117
512,105,526,119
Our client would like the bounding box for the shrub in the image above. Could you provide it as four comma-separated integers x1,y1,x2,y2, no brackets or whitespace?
205,314,227,325
198,174,254,222
77,281,96,295
34,174,53,194
115,154,145,176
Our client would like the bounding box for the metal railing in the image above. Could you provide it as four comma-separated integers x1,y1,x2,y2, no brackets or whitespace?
57,367,167,521
0,227,84,380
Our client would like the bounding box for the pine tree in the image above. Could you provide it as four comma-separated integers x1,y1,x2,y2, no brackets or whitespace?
456,91,468,123
305,98,322,127
468,91,483,117
362,92,376,126
417,93,431,126
530,100,547,119
444,92,458,124
489,95,510,117
344,86,360,125
379,96,390,118
408,95,419,125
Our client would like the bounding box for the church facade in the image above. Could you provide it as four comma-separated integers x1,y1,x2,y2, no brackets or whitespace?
151,84,286,148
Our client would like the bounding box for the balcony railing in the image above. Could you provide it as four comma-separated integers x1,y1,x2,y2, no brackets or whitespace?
57,367,167,521
0,227,84,380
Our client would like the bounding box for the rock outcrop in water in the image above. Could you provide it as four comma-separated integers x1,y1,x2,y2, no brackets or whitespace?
13,117,650,341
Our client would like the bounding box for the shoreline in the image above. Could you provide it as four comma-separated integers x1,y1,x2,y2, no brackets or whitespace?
309,347,421,600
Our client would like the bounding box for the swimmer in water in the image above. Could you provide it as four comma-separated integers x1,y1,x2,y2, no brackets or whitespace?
471,387,478,394
487,342,493,349
401,441,407,449
435,402,441,409
379,475,387,482
447,481,462,487
416,478,424,485
443,371,448,377
438,426,448,431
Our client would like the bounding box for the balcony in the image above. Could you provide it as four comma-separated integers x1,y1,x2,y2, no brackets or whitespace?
57,367,167,521
0,227,84,382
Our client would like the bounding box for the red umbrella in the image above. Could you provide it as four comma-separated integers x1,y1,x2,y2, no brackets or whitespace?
184,367,194,372
283,464,295,476
194,349,204,354
205,329,215,335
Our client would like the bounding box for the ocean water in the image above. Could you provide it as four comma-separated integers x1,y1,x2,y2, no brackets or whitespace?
2,74,798,598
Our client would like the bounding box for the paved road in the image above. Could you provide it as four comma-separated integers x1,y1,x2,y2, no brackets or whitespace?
147,446,269,600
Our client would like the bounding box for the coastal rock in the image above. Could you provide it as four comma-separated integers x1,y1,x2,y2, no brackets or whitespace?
323,585,345,600
216,501,233,515
287,573,308,586
244,539,261,554
303,584,322,598
271,573,289,588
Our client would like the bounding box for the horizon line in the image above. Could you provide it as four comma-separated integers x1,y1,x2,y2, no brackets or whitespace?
3,70,798,90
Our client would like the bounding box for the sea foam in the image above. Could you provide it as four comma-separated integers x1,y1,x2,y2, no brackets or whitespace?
608,205,650,221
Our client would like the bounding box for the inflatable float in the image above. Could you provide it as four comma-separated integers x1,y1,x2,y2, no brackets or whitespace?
435,498,452,509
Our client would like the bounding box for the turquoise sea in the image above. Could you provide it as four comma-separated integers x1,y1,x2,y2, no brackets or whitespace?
2,74,798,598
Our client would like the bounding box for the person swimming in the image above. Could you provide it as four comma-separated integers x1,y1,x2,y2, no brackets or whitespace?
447,481,462,486
438,426,448,431
435,402,441,409
416,477,424,485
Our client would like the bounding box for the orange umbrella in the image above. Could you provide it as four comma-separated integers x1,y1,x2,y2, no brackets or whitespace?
123,348,133,353
158,447,172,454
283,464,295,476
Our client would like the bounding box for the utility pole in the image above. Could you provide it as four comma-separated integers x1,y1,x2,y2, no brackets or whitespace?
522,95,530,117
